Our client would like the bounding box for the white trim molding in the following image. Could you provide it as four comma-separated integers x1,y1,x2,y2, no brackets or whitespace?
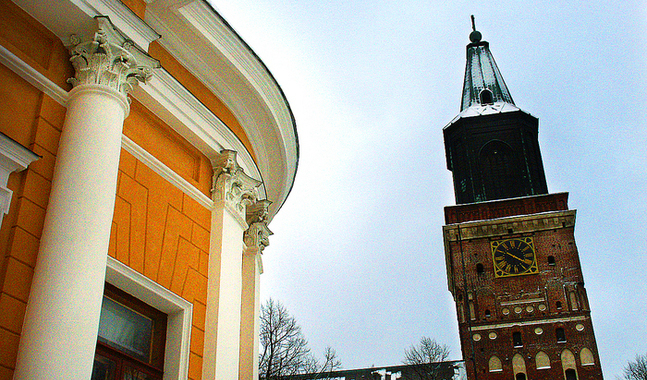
121,135,213,209
105,256,193,380
0,133,39,217
144,0,298,220
0,44,68,106
131,67,263,190
468,315,589,332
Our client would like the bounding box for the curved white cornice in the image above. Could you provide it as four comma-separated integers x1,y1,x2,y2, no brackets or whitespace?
9,0,298,220
131,68,263,192
144,0,298,220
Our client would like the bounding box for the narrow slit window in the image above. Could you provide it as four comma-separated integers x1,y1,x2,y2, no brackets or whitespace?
556,327,566,343
513,331,523,347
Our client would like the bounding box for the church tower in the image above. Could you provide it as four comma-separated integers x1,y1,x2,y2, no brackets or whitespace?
442,20,603,380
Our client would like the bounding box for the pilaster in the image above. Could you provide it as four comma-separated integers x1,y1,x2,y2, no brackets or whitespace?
203,150,263,380
13,17,159,380
240,200,272,380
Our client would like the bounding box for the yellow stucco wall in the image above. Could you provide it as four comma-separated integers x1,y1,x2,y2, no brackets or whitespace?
0,2,71,378
124,100,213,196
111,113,213,379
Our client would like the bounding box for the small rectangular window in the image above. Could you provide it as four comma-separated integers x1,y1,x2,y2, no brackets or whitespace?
92,284,167,380
513,332,523,347
556,328,566,343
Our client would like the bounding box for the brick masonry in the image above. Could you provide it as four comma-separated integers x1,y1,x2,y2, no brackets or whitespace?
443,193,603,379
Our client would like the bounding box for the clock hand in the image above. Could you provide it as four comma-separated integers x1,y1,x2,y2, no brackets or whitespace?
503,251,533,266
503,251,523,263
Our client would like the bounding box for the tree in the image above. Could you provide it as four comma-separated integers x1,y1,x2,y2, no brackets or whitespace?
624,353,647,380
259,298,341,379
403,337,451,380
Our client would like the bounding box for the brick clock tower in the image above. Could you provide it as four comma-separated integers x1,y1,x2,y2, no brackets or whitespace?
442,23,603,380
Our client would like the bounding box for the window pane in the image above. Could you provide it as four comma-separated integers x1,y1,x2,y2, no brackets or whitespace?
123,364,159,380
98,296,153,362
91,354,116,380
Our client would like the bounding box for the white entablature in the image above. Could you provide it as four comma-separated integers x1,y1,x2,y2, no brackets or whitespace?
11,0,298,220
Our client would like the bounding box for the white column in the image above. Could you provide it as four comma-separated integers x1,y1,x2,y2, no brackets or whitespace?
203,150,262,380
239,200,272,380
13,18,159,380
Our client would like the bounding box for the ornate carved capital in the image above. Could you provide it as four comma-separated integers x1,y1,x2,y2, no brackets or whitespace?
67,17,160,95
244,200,273,253
212,150,262,219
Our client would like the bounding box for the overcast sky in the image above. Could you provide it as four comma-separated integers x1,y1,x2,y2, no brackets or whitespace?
214,1,646,377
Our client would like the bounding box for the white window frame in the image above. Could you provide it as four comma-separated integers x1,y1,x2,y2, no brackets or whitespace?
105,256,192,380
0,133,39,222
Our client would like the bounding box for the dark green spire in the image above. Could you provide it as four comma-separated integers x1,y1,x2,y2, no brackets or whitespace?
443,19,548,204
461,16,514,111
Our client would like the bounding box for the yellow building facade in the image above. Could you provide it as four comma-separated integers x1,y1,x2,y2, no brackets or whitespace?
0,0,298,379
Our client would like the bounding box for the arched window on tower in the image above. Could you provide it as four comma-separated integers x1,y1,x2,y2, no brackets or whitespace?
561,349,578,380
513,331,523,347
580,348,595,366
556,327,566,343
479,88,494,105
535,351,551,369
512,354,527,379
488,356,502,372
478,140,518,200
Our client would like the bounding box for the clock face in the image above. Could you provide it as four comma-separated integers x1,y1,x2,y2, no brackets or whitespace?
491,237,538,278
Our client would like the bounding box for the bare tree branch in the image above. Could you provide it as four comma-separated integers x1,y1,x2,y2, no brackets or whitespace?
259,299,341,379
624,353,647,380
403,337,451,380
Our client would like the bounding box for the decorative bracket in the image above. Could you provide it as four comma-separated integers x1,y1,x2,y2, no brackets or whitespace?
244,200,273,254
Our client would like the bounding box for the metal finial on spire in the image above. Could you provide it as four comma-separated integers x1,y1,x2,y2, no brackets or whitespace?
469,15,482,43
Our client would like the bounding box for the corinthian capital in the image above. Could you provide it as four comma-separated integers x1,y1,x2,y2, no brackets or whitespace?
244,200,273,253
68,17,160,95
212,150,262,218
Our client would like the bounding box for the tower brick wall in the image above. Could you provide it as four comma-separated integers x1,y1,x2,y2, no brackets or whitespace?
443,194,602,379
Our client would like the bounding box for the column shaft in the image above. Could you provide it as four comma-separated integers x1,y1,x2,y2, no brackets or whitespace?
203,204,247,380
14,85,128,380
239,251,262,380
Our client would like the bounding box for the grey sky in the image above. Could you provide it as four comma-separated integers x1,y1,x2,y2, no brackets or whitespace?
215,1,646,377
